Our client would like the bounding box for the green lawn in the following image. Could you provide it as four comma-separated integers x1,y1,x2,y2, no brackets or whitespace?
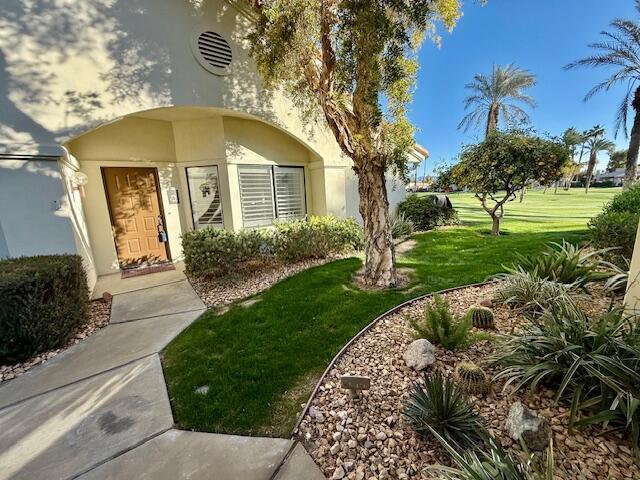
162,187,619,437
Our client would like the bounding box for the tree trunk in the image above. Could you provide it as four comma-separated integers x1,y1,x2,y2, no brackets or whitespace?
491,214,500,235
585,150,597,194
625,89,640,189
554,182,559,194
485,103,499,137
519,187,526,202
355,158,397,288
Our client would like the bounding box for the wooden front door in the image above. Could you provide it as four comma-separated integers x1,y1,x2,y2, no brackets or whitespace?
103,167,169,269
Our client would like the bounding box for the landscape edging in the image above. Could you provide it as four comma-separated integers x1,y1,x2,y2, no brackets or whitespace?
291,280,495,436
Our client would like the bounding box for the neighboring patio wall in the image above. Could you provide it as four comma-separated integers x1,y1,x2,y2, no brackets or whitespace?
624,219,640,314
0,157,78,258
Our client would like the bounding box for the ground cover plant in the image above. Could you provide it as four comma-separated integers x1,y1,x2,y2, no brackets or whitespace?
163,187,619,436
494,306,640,455
0,255,89,363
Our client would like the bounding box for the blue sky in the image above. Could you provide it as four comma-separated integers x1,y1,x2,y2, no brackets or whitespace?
410,0,636,177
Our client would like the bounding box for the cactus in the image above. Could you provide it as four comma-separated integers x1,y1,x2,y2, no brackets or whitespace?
467,306,495,329
456,362,488,394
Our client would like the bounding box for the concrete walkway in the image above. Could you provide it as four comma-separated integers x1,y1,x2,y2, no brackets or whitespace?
0,276,325,480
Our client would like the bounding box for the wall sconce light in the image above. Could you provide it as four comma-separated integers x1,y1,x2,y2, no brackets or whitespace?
71,171,89,198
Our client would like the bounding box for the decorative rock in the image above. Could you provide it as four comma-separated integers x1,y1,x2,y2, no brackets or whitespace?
194,385,209,395
309,406,325,423
479,297,493,308
505,402,550,451
331,466,345,479
402,339,435,371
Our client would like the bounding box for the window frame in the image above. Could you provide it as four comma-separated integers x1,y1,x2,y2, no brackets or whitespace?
237,164,307,228
185,165,225,230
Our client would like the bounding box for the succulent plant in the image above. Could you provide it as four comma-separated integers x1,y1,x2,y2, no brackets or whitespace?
456,362,488,394
467,306,495,329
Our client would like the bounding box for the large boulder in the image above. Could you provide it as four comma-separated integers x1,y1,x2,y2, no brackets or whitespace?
505,401,550,451
403,339,436,371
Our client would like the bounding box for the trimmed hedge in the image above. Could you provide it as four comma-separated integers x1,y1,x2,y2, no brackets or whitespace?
0,255,89,363
397,194,459,231
589,185,640,262
182,215,364,278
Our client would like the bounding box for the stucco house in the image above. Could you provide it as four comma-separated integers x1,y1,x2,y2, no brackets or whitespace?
0,0,423,291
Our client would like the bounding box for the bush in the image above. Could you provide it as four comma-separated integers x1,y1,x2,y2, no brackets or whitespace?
182,216,364,277
397,195,459,231
493,271,584,315
589,185,640,262
494,307,640,455
390,212,414,239
182,227,274,277
403,370,486,450
0,255,89,363
589,211,638,261
411,294,471,350
504,240,611,289
273,216,363,262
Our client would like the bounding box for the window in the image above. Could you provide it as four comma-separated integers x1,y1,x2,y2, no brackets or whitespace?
238,165,306,227
186,166,224,229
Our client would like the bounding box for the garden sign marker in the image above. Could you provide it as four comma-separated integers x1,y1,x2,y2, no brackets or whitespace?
340,375,370,397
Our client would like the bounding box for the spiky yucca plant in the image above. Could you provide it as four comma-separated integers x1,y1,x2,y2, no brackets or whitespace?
467,306,495,329
411,294,471,350
403,370,486,450
456,362,489,394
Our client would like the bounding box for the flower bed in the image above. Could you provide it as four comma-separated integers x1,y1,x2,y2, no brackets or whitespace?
297,284,637,480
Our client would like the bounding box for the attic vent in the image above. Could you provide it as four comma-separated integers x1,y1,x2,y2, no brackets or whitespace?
193,31,233,75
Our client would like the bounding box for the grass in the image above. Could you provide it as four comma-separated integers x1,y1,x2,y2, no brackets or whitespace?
162,187,619,437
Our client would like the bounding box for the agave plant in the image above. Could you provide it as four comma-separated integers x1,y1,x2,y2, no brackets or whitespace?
493,306,640,455
391,212,415,239
504,240,612,289
427,429,555,480
403,370,486,450
602,257,631,294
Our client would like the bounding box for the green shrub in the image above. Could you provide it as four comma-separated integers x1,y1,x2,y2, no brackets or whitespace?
397,195,459,231
494,307,640,455
273,216,363,262
493,270,584,315
403,370,486,450
589,211,638,261
181,227,275,277
505,240,611,289
390,212,414,239
589,185,640,262
428,431,555,480
182,216,363,277
0,255,89,363
411,294,471,350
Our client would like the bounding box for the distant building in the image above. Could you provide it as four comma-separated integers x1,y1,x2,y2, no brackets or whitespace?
594,168,639,186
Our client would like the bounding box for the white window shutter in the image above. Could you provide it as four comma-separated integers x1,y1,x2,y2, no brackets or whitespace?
274,167,306,220
238,166,275,227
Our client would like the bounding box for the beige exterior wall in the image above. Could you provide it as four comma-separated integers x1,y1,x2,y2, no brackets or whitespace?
624,219,640,314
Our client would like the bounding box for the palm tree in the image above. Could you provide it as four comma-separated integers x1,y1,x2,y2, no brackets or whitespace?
561,127,583,191
584,130,615,194
565,1,640,189
458,64,537,137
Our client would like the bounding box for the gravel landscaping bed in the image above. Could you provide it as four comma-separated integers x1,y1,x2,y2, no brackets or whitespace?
189,256,345,308
297,284,638,480
0,297,111,384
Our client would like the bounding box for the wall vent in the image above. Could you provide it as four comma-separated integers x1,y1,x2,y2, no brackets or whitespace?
192,30,233,76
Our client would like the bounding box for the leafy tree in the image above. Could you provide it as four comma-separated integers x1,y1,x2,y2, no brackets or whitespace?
458,64,536,137
607,149,628,171
584,127,615,193
246,0,463,287
434,163,456,192
566,0,640,189
453,130,570,235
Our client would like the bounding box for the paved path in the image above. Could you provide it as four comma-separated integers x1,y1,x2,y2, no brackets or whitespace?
0,279,325,480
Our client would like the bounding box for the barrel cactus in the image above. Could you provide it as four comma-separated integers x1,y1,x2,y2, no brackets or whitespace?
468,306,495,329
456,362,488,394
